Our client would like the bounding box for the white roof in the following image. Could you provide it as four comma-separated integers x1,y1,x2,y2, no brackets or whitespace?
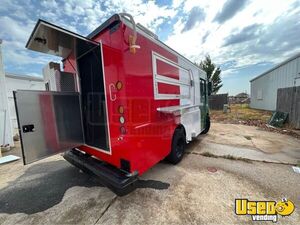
5,72,44,82
250,52,300,82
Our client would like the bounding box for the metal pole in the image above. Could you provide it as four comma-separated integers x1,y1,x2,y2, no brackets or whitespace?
0,39,4,146
2,110,6,145
0,39,14,146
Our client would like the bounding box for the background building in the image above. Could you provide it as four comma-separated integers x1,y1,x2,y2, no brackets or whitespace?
5,73,45,134
250,53,300,111
0,40,45,146
229,92,250,104
0,39,13,147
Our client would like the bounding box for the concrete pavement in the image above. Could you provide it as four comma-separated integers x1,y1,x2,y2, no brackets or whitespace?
193,123,300,164
0,123,299,224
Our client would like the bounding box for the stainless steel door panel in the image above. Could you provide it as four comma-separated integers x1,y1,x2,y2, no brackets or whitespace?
26,20,98,58
14,91,84,164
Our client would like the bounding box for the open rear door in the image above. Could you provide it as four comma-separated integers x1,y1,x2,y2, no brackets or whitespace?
26,19,99,58
14,20,102,164
14,91,84,164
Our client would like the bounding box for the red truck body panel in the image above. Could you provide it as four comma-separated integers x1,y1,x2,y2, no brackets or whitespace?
63,20,181,175
18,15,206,178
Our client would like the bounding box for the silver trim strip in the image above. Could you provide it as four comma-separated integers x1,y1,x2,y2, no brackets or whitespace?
99,42,112,155
153,52,190,73
152,51,192,100
157,104,201,113
83,144,112,155
155,75,190,86
27,20,98,49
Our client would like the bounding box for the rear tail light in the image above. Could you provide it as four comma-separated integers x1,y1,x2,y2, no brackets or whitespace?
120,126,126,134
119,116,125,124
118,105,124,114
118,105,125,135
116,81,123,90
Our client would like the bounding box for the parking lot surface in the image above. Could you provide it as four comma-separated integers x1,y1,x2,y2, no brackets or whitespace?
0,123,299,225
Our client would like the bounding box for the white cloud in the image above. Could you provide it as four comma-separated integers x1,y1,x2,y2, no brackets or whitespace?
0,16,34,43
0,0,299,88
166,0,300,69
0,15,59,71
0,0,181,73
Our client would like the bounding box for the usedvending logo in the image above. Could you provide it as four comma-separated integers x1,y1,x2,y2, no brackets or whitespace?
235,198,295,222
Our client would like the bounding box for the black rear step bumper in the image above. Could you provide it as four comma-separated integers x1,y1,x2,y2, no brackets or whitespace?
63,149,138,196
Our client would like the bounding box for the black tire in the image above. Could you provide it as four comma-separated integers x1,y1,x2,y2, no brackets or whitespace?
201,115,210,134
166,128,186,164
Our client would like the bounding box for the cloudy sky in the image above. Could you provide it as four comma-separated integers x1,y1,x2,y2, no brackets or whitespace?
0,0,300,95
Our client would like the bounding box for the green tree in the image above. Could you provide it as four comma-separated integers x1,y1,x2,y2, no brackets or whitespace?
198,55,223,94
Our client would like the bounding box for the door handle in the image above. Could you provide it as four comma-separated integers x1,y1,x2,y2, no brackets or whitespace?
22,124,35,133
109,83,117,101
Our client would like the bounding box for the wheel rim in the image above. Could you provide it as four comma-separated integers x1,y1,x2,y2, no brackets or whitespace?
175,138,184,158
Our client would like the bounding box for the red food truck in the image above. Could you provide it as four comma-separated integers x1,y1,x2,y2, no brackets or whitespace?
14,13,211,195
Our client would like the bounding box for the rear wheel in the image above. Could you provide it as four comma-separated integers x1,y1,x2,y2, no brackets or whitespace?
166,128,186,164
201,114,210,134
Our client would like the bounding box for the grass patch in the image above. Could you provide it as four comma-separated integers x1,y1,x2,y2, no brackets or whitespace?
200,152,218,158
210,103,272,125
200,152,252,163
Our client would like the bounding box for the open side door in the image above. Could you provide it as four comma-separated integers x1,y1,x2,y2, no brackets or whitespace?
14,91,84,165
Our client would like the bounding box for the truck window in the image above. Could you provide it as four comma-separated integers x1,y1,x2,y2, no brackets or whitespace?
200,79,206,103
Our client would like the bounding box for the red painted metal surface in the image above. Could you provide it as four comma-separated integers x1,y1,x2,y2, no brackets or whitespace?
67,20,181,175
39,95,59,151
156,59,179,80
157,83,180,95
